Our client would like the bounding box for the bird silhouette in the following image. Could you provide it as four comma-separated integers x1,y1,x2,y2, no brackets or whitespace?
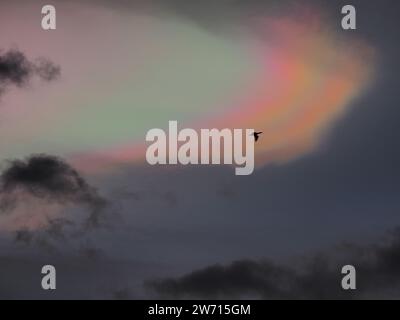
252,131,263,142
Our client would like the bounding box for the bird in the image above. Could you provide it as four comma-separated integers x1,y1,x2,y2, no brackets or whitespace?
252,131,263,142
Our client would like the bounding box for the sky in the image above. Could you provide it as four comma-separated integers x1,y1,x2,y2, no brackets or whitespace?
0,0,400,299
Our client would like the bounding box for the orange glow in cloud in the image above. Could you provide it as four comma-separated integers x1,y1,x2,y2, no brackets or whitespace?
209,16,375,165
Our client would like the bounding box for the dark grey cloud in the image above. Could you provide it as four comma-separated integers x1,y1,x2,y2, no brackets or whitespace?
0,50,31,87
0,154,105,209
0,49,60,97
147,259,298,299
0,154,108,234
147,228,400,299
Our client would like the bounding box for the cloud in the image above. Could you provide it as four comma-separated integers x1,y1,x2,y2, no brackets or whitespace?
0,49,60,96
147,259,298,299
147,228,400,299
33,57,61,82
22,217,76,250
0,154,108,233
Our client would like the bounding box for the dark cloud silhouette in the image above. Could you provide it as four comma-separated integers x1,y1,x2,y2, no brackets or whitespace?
147,259,299,299
0,50,31,87
0,154,108,231
0,49,60,96
147,228,400,299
